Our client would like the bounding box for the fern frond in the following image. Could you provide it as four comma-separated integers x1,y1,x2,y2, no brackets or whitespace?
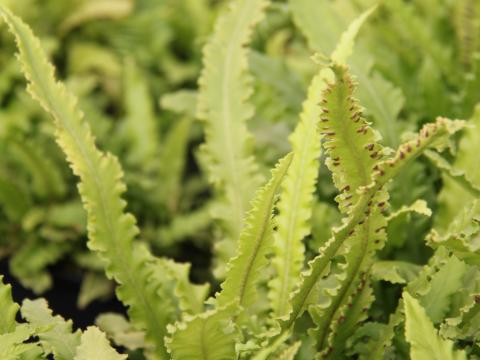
322,278,374,359
427,200,480,264
349,302,404,359
10,238,70,294
267,7,375,317
121,57,158,166
197,0,266,276
403,292,467,360
321,64,383,214
0,324,41,360
455,0,480,69
95,313,145,351
166,305,238,360
267,64,329,317
331,6,377,65
276,341,301,360
217,153,293,310
435,105,480,228
60,0,133,34
162,259,210,316
0,7,176,358
74,326,126,360
295,62,386,354
0,276,18,335
290,0,404,147
8,138,66,199
283,117,464,331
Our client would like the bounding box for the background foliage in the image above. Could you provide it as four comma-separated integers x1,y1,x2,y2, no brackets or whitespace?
0,0,479,359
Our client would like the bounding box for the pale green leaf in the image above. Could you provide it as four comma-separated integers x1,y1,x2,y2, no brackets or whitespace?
0,7,177,358
197,0,266,276
166,305,238,360
77,272,114,309
21,299,80,360
160,90,197,118
269,66,327,318
403,292,466,360
121,57,158,166
74,326,126,360
331,5,377,65
96,313,145,351
60,0,133,33
386,199,432,221
0,324,39,360
218,153,293,311
0,276,19,335
371,260,422,284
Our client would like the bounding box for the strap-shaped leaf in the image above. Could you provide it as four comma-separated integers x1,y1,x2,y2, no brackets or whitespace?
283,117,464,331
301,62,386,354
197,0,266,276
121,57,158,166
321,277,374,359
321,64,383,214
74,326,126,360
268,7,377,318
268,70,326,317
290,0,404,148
330,5,377,65
217,153,293,310
403,292,466,360
0,7,175,358
308,193,386,354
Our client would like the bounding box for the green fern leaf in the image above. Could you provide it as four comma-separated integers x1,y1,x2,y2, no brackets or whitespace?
166,305,238,360
321,278,374,359
162,259,210,316
435,105,480,229
0,324,41,360
21,299,80,360
74,326,126,360
95,313,145,351
301,62,386,354
7,138,66,199
217,153,293,310
268,68,327,318
197,0,266,276
403,292,466,360
321,64,383,214
283,117,464,331
0,276,19,335
331,5,377,65
275,342,301,360
121,57,158,166
0,7,177,358
267,6,377,318
291,0,404,147
349,302,404,360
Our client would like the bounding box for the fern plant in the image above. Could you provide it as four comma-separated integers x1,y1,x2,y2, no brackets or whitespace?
0,0,479,359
